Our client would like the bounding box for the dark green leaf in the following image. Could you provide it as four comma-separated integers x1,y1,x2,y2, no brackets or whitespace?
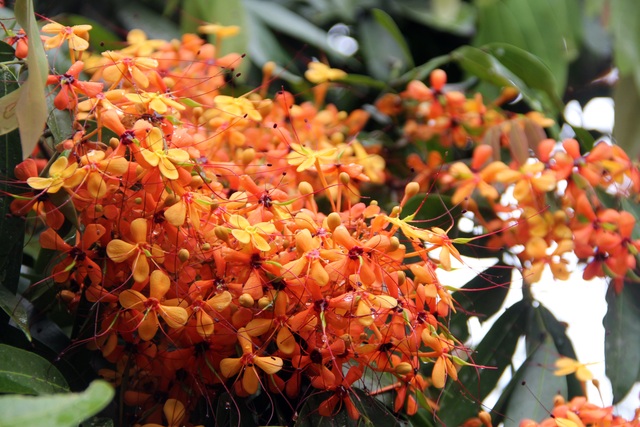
438,301,529,427
392,55,449,87
483,43,564,113
451,45,545,112
0,285,31,341
0,380,113,427
473,0,581,95
358,9,412,81
244,0,341,59
0,344,69,394
338,74,389,90
46,95,74,146
604,280,640,403
452,262,512,323
0,65,24,296
570,126,596,152
295,388,399,426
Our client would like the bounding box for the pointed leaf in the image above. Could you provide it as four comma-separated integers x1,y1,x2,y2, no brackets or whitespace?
0,285,31,341
438,301,528,426
613,75,640,161
0,344,69,394
604,280,640,403
14,0,49,159
0,65,24,295
0,380,113,427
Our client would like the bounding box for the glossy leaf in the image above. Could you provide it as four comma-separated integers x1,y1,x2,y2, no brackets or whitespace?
483,43,564,112
604,280,640,403
0,380,113,427
46,94,74,146
473,0,581,94
245,0,340,59
451,45,545,112
0,344,69,394
453,262,513,322
438,300,529,426
14,0,49,160
0,285,31,341
358,9,413,81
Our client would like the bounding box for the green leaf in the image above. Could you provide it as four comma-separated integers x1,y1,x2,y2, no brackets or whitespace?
621,198,640,240
438,300,529,427
295,388,399,426
0,65,24,296
396,0,476,36
611,0,640,90
244,0,341,59
491,335,559,427
473,0,581,95
613,75,640,161
604,280,640,403
453,262,513,323
0,344,69,394
0,380,114,427
451,45,546,112
358,9,413,81
182,0,249,75
482,43,564,113
392,55,449,87
46,95,74,146
115,1,181,40
537,304,583,398
14,0,49,160
243,11,302,83
0,285,31,341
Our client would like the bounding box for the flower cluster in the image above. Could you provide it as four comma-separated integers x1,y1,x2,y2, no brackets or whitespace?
378,69,640,291
9,23,469,425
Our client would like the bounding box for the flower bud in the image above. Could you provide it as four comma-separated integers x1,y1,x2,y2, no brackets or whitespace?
177,248,190,262
299,181,314,196
214,226,230,243
395,362,413,375
239,293,254,307
339,172,350,185
327,212,341,231
404,181,420,199
258,296,271,309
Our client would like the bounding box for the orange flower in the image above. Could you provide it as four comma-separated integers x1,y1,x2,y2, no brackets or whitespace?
219,327,283,394
135,126,191,180
118,270,188,341
46,61,104,110
106,218,162,283
101,51,159,88
305,62,347,84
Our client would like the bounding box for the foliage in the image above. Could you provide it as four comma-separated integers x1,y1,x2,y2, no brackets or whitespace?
0,0,639,426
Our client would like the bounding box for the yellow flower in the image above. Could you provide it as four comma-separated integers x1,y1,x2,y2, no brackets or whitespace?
228,214,275,252
120,29,165,57
198,23,241,39
125,91,186,115
213,95,262,122
42,22,92,51
27,156,85,193
136,127,191,180
554,357,594,382
287,143,337,172
305,62,347,84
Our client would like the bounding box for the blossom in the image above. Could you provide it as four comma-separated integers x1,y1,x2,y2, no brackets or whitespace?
27,156,84,194
228,214,276,252
219,327,283,394
118,270,188,340
42,21,92,52
305,62,347,84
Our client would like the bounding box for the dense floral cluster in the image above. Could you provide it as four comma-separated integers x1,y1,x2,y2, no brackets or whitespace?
8,23,472,425
379,71,640,292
